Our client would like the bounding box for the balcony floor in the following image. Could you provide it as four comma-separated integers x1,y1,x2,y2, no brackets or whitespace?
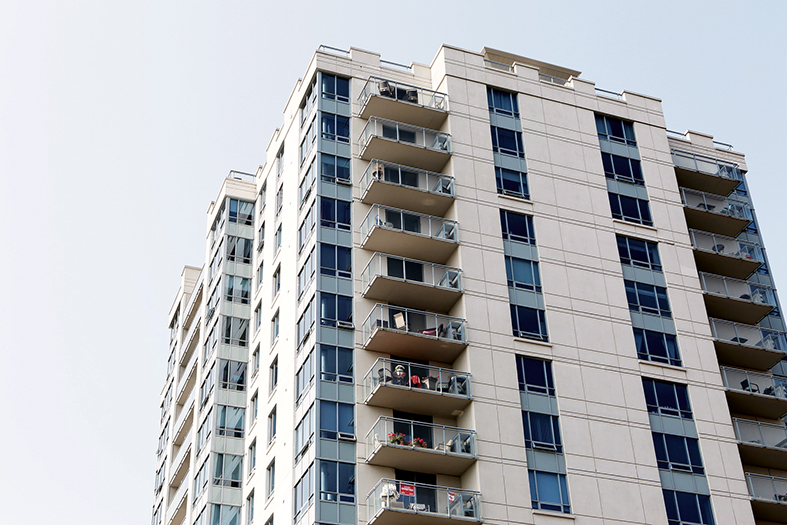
694,250,761,280
367,443,476,476
362,179,454,217
360,95,448,129
751,499,787,523
703,295,773,325
360,136,450,172
675,167,740,196
738,442,787,470
714,340,785,372
726,390,787,419
683,207,750,238
369,506,481,525
366,383,471,418
362,227,458,265
365,327,467,363
364,275,462,313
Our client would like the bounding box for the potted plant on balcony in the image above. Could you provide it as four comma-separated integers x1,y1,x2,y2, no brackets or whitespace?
373,163,385,180
411,437,428,448
388,432,407,445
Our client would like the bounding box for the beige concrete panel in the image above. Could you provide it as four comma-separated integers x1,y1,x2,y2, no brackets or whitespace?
597,477,647,523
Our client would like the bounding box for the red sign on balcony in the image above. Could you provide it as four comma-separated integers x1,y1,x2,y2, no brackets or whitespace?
400,483,415,496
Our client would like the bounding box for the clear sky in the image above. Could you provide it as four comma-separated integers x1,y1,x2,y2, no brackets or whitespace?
1,1,785,523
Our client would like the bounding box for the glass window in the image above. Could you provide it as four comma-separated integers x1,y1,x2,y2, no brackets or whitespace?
224,276,251,304
487,87,520,117
213,453,243,488
319,461,355,502
320,197,351,230
296,351,316,404
216,405,245,438
250,393,258,423
228,198,255,225
321,74,350,103
595,114,637,146
252,346,260,377
246,492,254,525
300,122,316,166
652,433,704,474
269,357,278,392
496,167,529,199
320,114,350,143
299,160,315,205
491,126,526,158
634,328,681,366
294,465,314,517
320,244,352,278
609,193,653,226
505,256,541,292
500,210,536,244
272,266,281,298
320,293,353,327
625,280,672,318
528,470,570,513
516,356,555,395
298,248,316,297
194,458,209,501
200,364,215,407
294,405,315,461
218,360,247,391
510,305,548,341
642,379,693,419
226,236,252,264
298,204,315,252
296,296,316,347
662,490,715,525
602,152,644,185
222,316,249,347
275,224,282,250
617,236,662,271
268,407,277,444
271,311,280,343
319,401,354,439
266,461,275,497
320,153,351,183
256,258,264,286
320,345,353,383
197,409,213,454
522,411,562,452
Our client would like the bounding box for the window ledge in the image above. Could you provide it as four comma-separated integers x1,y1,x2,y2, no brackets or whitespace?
498,193,534,207
514,337,552,348
612,219,658,234
532,510,575,521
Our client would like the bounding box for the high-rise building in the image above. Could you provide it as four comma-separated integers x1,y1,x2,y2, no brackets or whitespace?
151,44,787,525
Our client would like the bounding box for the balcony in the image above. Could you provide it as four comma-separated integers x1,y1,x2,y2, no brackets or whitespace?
699,273,775,325
360,205,459,264
734,418,787,470
366,417,476,476
680,188,751,237
364,358,472,418
747,473,787,523
361,160,455,216
169,432,192,487
172,386,195,446
362,254,462,312
180,315,201,366
363,304,467,362
672,149,743,196
165,472,189,525
359,77,449,129
359,117,451,172
689,230,762,280
720,366,787,419
175,346,199,405
709,318,786,371
366,478,481,525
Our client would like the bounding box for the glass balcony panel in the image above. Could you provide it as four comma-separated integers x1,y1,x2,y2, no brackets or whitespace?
672,149,743,195
734,418,787,470
721,366,787,419
367,478,481,525
699,273,775,325
360,77,449,128
680,188,751,237
709,318,786,370
361,160,455,216
689,229,762,279
747,473,787,522
359,117,451,171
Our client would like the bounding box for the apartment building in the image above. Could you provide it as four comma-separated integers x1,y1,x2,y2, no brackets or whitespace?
151,44,787,525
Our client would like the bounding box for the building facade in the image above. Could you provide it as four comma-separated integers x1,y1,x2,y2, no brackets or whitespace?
152,45,787,525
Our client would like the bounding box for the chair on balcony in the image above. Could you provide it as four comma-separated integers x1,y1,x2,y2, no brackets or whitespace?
741,379,760,393
697,203,716,211
406,89,418,103
379,81,394,98
393,313,407,330
712,244,725,253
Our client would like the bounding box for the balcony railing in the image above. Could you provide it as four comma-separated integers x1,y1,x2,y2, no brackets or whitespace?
710,318,786,352
700,273,775,306
361,159,454,215
368,417,476,456
680,187,751,237
735,418,787,449
362,253,462,310
672,149,742,180
362,204,458,241
361,77,449,112
227,170,255,183
359,117,451,171
364,303,466,343
165,471,189,524
367,478,481,523
747,472,787,503
690,230,762,263
365,358,472,398
721,366,787,398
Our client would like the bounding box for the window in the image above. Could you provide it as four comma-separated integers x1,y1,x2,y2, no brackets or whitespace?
269,357,278,392
319,461,355,502
320,154,351,184
522,412,562,452
203,324,217,363
197,410,213,454
213,453,243,487
491,126,526,158
662,490,715,525
275,185,283,215
320,113,350,143
625,280,671,318
252,346,260,378
505,256,541,292
275,224,282,250
228,198,255,225
271,311,280,343
634,328,682,366
299,160,315,205
617,236,662,271
156,421,169,457
259,182,267,214
319,401,354,440
254,304,262,331
257,258,263,286
298,204,315,252
510,305,548,341
295,405,315,461
320,293,353,327
194,458,209,501
264,516,272,525
154,462,165,494
297,248,316,297
300,121,316,166
266,461,276,497
216,405,245,438
267,407,277,444
227,236,253,264
500,210,536,244
250,393,258,423
528,471,570,513
218,360,247,391
209,239,224,281
257,222,265,252
516,356,555,396
211,505,240,525
295,350,315,403
272,266,281,298
276,147,284,179
320,345,353,383
166,349,175,378
301,78,317,124
602,152,644,185
595,114,637,146
487,87,520,117
160,385,172,421
152,504,162,525
321,73,350,102
496,167,529,199
207,282,220,318
246,492,255,524
608,193,653,226
224,276,251,304
193,508,207,525
294,465,314,517
200,364,215,407
642,379,693,419
248,441,257,475
320,198,351,230
320,244,351,278
223,316,249,346
652,433,704,474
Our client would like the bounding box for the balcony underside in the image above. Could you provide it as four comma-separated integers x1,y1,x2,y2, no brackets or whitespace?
726,390,787,419
362,228,458,265
683,208,750,238
360,96,448,129
173,402,194,446
366,384,471,418
675,167,740,196
694,250,761,280
169,443,192,487
360,136,450,172
738,442,787,470
714,340,785,371
167,486,188,525
703,295,773,325
366,327,467,363
367,444,475,476
364,276,461,313
362,179,454,217
751,499,787,524
369,506,481,525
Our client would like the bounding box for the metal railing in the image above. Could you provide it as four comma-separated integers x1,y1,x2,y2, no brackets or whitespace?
360,77,448,112
367,417,476,457
720,366,787,398
539,73,569,86
317,44,350,57
367,478,481,521
699,273,775,307
734,418,787,449
359,117,452,154
689,230,762,263
361,204,459,244
710,318,786,352
595,87,624,100
362,159,454,199
746,472,787,503
169,431,193,483
362,253,462,293
672,149,742,181
176,347,199,402
173,387,196,438
165,471,189,524
365,358,472,399
680,188,751,221
180,313,201,365
364,304,467,345
483,59,513,72
227,170,255,183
